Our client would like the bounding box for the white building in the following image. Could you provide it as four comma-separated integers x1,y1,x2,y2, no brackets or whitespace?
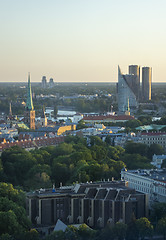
121,168,166,204
72,113,83,123
151,154,166,169
140,132,166,151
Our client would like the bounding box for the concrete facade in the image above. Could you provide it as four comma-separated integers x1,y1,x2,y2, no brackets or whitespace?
121,169,166,204
142,67,152,100
129,65,140,99
140,132,166,151
27,181,148,228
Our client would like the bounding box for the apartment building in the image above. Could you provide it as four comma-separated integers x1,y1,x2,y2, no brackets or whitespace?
140,132,166,151
121,168,166,204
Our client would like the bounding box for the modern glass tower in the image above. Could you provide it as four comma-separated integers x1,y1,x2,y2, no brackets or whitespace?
129,65,140,99
117,66,138,114
142,67,152,100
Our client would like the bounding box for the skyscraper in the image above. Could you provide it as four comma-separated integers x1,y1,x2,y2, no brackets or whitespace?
142,67,152,100
41,76,47,88
129,65,140,99
24,73,35,129
117,66,138,114
49,78,54,88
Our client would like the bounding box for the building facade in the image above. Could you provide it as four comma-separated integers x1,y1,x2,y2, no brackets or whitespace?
42,76,47,88
140,132,166,151
117,66,138,114
24,74,35,129
27,181,148,228
151,154,166,168
121,168,166,204
129,65,140,99
142,67,152,100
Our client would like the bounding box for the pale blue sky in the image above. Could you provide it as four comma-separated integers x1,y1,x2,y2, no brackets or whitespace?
0,0,166,82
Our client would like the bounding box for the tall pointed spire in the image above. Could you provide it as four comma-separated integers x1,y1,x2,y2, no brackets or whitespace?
26,73,34,110
9,101,12,116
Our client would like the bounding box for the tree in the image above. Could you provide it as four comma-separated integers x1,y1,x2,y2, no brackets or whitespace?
125,119,141,128
148,143,165,159
0,182,25,206
126,216,139,240
54,105,58,118
125,142,148,157
136,217,153,240
52,143,74,158
99,225,115,240
107,146,124,160
90,136,104,147
157,217,166,240
77,224,95,240
113,222,127,240
77,120,88,130
121,154,151,170
138,116,152,125
0,183,31,237
52,162,70,186
1,147,36,187
161,159,166,168
0,210,20,235
65,226,78,240
45,230,65,240
150,202,166,222
105,135,111,145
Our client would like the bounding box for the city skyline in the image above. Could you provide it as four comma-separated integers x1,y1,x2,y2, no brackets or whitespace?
0,0,166,82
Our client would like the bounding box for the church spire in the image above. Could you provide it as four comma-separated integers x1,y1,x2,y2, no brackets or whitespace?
26,73,34,111
9,101,12,116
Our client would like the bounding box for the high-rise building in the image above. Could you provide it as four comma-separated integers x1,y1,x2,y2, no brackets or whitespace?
117,66,138,114
142,67,152,100
129,65,140,99
24,74,35,129
41,76,47,88
49,78,54,88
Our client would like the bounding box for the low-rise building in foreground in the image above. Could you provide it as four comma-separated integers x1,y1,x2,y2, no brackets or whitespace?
27,181,148,229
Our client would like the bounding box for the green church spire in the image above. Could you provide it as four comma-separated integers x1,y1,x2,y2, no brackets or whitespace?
26,73,34,110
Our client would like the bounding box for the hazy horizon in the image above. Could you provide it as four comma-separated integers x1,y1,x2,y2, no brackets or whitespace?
0,0,166,82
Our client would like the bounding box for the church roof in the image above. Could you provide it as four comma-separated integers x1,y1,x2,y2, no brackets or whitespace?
26,73,34,111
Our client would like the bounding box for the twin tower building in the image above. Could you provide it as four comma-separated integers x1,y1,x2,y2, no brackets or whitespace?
117,65,152,114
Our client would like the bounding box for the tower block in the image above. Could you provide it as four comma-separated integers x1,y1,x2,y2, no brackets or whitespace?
24,73,35,129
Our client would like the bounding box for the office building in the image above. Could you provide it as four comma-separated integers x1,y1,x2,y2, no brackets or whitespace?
142,67,152,100
117,66,138,114
49,78,54,88
129,65,140,99
27,181,148,228
42,76,47,88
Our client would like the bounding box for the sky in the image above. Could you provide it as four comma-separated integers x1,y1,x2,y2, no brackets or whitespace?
0,0,166,82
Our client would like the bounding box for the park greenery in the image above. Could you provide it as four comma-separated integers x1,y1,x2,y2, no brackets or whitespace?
0,136,166,239
1,136,164,191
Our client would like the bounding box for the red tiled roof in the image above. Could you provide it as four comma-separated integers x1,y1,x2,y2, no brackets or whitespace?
0,136,64,152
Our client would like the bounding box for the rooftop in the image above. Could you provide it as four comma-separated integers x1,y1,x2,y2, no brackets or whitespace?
125,169,166,182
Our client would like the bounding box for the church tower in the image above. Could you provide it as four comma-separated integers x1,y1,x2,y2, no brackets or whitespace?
9,102,12,117
40,105,47,127
24,73,35,129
